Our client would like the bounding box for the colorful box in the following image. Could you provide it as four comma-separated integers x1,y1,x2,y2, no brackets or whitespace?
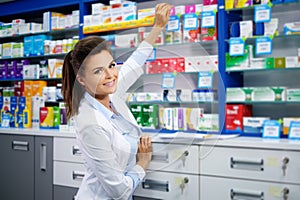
122,2,137,21
186,108,204,131
130,104,143,126
142,104,159,129
48,59,63,78
14,81,24,97
40,107,54,129
283,117,300,135
138,8,155,20
32,96,45,128
243,117,270,134
199,114,219,132
0,61,8,79
24,36,34,56
274,57,286,68
115,33,138,48
226,104,252,131
159,107,173,130
7,60,17,79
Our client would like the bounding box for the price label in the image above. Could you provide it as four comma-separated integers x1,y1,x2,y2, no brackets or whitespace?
1,114,10,128
183,14,198,30
162,73,176,89
229,38,245,56
254,5,271,23
146,48,156,61
198,72,213,88
201,11,216,28
167,16,180,31
263,120,280,139
289,122,300,140
256,37,272,55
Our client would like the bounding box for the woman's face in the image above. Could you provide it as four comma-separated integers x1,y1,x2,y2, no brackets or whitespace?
78,50,118,97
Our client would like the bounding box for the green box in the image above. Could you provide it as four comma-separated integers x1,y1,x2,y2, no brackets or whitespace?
53,106,61,129
287,89,300,102
226,87,253,102
130,104,143,127
142,104,159,129
226,45,250,71
274,57,286,68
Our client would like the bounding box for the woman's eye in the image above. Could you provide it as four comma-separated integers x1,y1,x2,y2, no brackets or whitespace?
109,63,116,69
94,69,103,74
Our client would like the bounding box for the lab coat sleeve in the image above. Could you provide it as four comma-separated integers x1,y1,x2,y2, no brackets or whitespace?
113,41,153,101
78,125,145,200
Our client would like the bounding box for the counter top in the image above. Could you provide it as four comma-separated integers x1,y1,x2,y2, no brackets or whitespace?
0,128,76,138
1,128,300,151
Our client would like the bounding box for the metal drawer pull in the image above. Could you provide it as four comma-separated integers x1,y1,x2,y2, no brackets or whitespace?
72,171,85,180
72,146,82,155
152,152,169,163
142,179,169,192
12,140,29,151
231,189,264,200
230,157,264,171
40,143,47,171
181,151,189,167
283,187,289,200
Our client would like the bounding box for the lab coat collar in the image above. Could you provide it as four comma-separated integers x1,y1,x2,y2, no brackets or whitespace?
84,92,114,120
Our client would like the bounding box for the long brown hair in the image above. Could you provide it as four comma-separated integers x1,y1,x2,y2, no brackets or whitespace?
62,36,110,119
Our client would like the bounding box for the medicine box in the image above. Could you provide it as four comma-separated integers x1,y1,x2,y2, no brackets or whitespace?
159,107,173,130
226,87,253,102
286,88,300,102
122,2,137,21
283,117,300,135
130,104,143,126
138,8,155,20
199,114,219,132
115,34,138,48
40,107,54,129
243,117,270,134
186,108,204,131
92,3,105,15
48,59,63,78
285,57,298,68
32,96,45,129
91,14,102,26
252,87,286,101
142,104,159,129
226,104,252,131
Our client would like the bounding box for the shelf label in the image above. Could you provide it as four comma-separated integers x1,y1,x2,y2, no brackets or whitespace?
201,11,216,28
229,37,245,56
263,120,280,139
289,122,300,140
146,48,156,62
254,5,271,23
256,37,272,55
162,73,176,89
183,14,199,30
167,15,180,31
198,71,213,89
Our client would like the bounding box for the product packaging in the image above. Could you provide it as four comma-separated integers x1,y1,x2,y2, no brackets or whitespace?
186,108,204,131
122,2,137,21
199,114,219,132
283,117,300,135
92,3,105,15
115,33,138,48
142,104,159,129
226,104,252,132
40,107,54,129
32,96,45,128
130,104,143,127
48,59,63,78
159,107,173,130
252,87,286,101
283,22,300,35
286,88,300,101
226,87,253,102
243,117,270,134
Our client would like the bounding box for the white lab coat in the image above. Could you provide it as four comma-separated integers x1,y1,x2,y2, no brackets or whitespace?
74,41,154,200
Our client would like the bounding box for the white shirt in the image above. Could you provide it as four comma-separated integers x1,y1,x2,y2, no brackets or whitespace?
74,41,154,200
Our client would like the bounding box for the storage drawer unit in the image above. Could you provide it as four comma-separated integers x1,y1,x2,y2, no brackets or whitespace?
133,171,199,200
148,143,199,175
54,161,85,188
54,137,83,163
201,175,300,200
200,146,300,184
54,185,78,200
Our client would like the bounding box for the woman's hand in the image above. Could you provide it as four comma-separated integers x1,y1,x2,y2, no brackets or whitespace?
153,3,173,29
144,3,173,45
136,135,152,171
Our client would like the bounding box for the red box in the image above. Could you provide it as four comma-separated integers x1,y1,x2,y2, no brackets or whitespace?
146,57,186,74
200,17,218,41
170,57,185,72
226,104,252,131
14,81,24,97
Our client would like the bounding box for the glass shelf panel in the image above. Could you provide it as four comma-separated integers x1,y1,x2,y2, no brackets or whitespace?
0,53,67,61
128,101,218,104
227,101,300,104
226,67,300,73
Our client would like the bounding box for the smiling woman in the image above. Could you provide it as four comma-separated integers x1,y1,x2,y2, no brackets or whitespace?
61,3,172,200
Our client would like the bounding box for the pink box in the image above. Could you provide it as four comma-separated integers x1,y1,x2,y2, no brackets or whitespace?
203,0,218,5
185,4,196,14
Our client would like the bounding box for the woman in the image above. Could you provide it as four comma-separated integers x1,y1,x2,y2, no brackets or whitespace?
62,3,172,200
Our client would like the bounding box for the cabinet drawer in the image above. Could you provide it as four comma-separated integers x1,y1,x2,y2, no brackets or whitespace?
133,171,199,200
54,161,85,188
148,143,199,174
54,185,78,200
54,137,83,163
200,175,300,200
200,146,300,184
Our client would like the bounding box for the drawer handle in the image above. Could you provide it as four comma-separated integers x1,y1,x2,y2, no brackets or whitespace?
230,189,264,200
12,140,29,151
72,146,82,155
72,171,85,180
40,143,47,171
152,152,169,163
230,157,264,171
142,179,169,192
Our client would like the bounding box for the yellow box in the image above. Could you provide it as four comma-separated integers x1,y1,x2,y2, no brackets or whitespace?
32,81,47,97
24,80,33,97
40,107,54,129
48,59,63,78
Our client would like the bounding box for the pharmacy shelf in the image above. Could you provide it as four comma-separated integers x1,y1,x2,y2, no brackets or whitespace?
142,128,219,135
225,34,300,44
0,53,68,61
226,67,300,73
83,18,155,34
227,101,300,104
225,0,299,12
128,101,218,105
0,27,79,40
0,78,61,82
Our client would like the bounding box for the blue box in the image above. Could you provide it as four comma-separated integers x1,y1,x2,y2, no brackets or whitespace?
24,36,34,56
33,34,50,56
